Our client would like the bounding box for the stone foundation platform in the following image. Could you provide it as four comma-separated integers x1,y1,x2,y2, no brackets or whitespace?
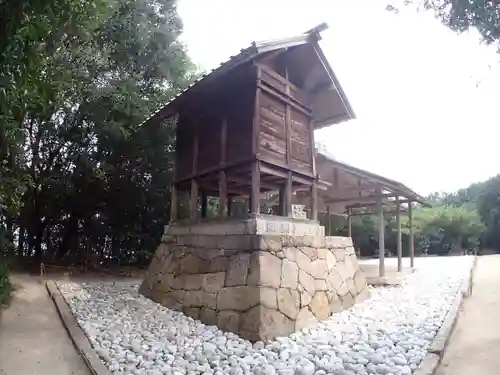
139,216,369,341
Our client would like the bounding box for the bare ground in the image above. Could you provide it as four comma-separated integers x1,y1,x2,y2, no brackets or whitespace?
0,274,90,375
436,254,500,375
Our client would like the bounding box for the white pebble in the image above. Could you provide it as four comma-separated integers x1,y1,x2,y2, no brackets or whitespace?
57,257,472,375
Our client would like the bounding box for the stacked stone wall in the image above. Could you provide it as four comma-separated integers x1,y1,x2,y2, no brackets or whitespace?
140,220,369,341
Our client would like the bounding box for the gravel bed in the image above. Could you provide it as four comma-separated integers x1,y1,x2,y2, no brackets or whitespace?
58,256,473,375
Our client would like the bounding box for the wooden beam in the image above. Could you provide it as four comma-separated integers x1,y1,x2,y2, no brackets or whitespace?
227,175,280,191
325,192,393,204
258,160,315,183
257,82,312,117
170,184,178,222
219,171,227,217
251,161,261,214
409,201,414,268
190,179,198,219
349,209,405,217
347,199,411,210
396,197,402,272
175,158,254,185
377,190,385,277
285,108,291,166
252,70,262,157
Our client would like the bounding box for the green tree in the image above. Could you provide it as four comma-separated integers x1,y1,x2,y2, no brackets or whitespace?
387,0,500,48
1,0,195,267
402,203,484,255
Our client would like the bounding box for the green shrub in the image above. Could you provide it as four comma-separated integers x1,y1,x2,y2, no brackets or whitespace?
0,263,12,306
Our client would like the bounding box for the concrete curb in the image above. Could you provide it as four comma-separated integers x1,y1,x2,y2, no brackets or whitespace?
414,255,478,375
45,281,112,375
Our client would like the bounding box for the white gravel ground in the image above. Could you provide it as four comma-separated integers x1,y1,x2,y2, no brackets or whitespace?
58,256,473,375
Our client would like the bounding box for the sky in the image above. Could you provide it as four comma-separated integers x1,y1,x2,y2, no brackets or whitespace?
177,0,500,195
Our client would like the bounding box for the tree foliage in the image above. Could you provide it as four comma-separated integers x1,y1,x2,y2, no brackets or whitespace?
0,0,195,268
387,0,500,49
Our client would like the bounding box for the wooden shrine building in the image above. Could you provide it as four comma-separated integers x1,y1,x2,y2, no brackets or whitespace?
141,23,355,221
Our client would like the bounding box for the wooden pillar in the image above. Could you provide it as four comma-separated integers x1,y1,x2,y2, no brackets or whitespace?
190,179,198,219
285,172,292,217
170,184,177,222
377,190,385,277
409,201,415,268
326,206,331,236
201,191,208,218
219,171,227,217
347,207,352,238
396,197,402,272
311,182,318,221
251,161,260,214
279,186,286,216
227,197,233,217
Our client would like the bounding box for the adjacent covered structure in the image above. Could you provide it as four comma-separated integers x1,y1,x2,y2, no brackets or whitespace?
294,152,428,280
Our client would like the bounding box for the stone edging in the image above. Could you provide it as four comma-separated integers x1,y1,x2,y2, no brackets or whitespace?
45,281,112,375
414,256,478,375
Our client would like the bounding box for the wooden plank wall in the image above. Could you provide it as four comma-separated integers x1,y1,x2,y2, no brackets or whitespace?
174,83,255,184
257,64,313,176
259,91,286,165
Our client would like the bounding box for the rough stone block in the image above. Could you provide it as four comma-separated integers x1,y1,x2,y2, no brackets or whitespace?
217,310,240,333
209,256,229,272
299,270,315,296
183,307,200,320
200,307,217,326
183,290,203,307
225,253,251,287
277,288,300,319
281,259,298,288
310,291,330,320
256,252,281,288
260,287,278,309
202,272,225,292
295,307,317,331
217,286,260,311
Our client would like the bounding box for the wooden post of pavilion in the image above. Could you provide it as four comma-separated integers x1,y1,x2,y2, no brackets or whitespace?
285,172,293,217
311,182,318,220
250,161,260,214
219,171,227,217
377,189,385,277
201,191,208,218
326,206,331,236
170,184,177,222
227,197,233,217
409,201,415,268
396,197,402,272
347,207,352,238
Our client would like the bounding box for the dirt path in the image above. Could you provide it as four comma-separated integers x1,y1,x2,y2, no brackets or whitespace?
436,254,500,375
0,275,89,375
